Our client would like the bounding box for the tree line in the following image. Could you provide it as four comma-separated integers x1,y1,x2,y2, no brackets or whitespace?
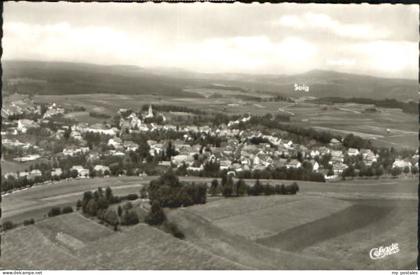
313,97,418,115
209,175,300,197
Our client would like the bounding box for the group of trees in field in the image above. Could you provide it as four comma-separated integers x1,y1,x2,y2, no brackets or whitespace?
209,175,300,197
77,186,142,230
235,167,325,182
342,134,373,150
314,97,418,115
148,169,207,208
233,117,337,144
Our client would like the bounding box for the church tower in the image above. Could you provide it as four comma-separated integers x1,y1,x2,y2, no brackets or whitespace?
148,104,154,118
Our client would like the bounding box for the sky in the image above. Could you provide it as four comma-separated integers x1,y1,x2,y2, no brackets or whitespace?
3,2,419,79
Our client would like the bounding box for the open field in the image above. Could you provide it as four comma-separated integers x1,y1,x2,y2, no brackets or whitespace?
203,196,352,240
169,194,417,269
300,199,418,269
33,92,418,149
0,212,244,270
2,175,417,223
0,221,95,269
1,176,417,269
166,208,340,269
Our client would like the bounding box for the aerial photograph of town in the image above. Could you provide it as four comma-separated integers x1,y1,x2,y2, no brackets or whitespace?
0,2,418,271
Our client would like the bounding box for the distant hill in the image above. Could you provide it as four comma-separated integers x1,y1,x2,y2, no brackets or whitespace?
2,60,417,101
2,60,203,98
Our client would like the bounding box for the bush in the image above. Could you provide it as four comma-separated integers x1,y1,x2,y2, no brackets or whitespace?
263,184,275,196
123,201,133,210
140,186,148,199
62,206,74,214
86,199,98,216
164,221,185,239
23,219,35,226
284,182,299,195
48,207,62,217
126,193,139,201
145,200,167,225
121,210,139,226
2,221,15,231
103,209,119,226
110,195,122,204
76,199,82,210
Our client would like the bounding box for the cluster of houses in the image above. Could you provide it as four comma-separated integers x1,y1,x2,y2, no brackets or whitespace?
1,97,41,119
2,101,418,184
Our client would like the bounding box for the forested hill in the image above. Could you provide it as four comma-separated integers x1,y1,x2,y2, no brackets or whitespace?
2,60,417,101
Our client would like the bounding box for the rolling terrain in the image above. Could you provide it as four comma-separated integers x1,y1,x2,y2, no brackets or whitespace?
3,60,417,149
0,176,417,269
3,60,418,100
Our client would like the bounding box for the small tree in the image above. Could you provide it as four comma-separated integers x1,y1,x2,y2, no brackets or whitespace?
121,210,139,226
70,169,79,179
123,201,133,210
375,166,384,179
2,221,15,231
145,200,166,225
76,199,82,211
411,166,418,175
222,178,233,197
23,219,35,226
48,207,61,217
250,179,263,196
126,193,139,201
117,205,123,217
391,167,402,177
236,179,248,196
140,186,148,199
209,179,219,196
263,184,275,196
105,186,113,203
280,184,286,194
86,199,98,216
104,209,119,226
62,206,74,214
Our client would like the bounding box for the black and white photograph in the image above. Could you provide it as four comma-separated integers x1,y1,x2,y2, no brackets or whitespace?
0,1,418,271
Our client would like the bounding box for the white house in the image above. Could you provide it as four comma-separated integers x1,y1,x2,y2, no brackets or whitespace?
392,159,412,170
108,137,123,149
63,147,90,156
347,148,360,156
17,119,39,133
71,165,89,178
331,150,344,163
286,159,302,169
220,159,232,170
51,168,63,177
123,141,139,152
14,154,41,162
28,169,42,180
187,165,204,172
310,160,320,171
94,165,110,175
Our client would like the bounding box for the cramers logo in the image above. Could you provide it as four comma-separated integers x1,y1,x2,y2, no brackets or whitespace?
369,243,399,260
